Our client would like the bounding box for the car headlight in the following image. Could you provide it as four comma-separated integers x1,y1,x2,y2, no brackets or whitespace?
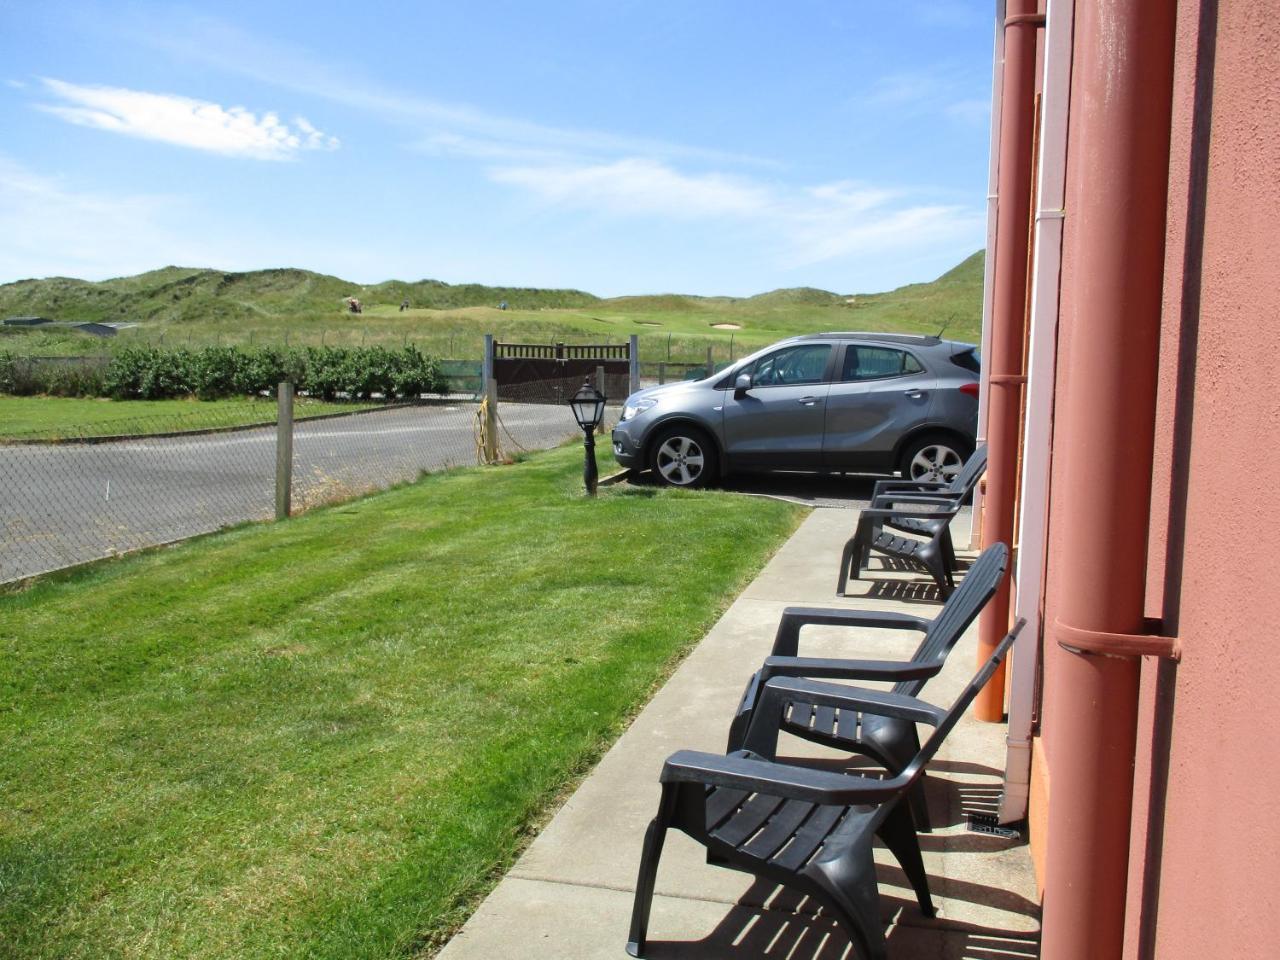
621,397,658,422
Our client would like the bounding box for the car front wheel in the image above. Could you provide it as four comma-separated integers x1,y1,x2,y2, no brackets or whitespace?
900,436,969,484
649,425,718,489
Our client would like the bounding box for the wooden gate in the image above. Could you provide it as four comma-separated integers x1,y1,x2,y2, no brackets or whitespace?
485,337,638,403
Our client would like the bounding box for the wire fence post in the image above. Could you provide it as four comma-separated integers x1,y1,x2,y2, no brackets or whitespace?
629,334,640,395
482,334,494,399
275,381,294,520
595,365,607,436
480,333,499,462
483,377,499,463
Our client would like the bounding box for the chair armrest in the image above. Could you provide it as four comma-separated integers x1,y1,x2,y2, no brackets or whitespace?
741,676,945,758
759,655,942,683
660,749,904,805
762,677,946,725
858,504,958,522
772,606,931,656
871,478,950,498
869,492,963,510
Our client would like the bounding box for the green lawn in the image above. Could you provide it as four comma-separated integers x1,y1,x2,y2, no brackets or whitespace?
0,396,383,440
0,446,804,959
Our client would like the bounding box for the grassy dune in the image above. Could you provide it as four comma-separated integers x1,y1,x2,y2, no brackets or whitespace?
1,252,985,364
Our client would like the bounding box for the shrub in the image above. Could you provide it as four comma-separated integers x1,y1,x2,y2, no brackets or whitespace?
96,345,447,401
0,352,109,397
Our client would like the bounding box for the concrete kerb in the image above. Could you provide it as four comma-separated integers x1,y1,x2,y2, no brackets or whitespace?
436,508,1038,960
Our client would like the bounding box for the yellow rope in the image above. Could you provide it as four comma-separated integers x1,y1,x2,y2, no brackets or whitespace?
474,394,509,464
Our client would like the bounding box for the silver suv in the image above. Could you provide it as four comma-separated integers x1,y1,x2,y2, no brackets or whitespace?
612,332,979,488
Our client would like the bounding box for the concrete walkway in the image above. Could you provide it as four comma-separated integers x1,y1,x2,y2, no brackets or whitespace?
438,508,1040,960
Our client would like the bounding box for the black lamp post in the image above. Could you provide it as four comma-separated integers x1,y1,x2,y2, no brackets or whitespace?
569,378,607,496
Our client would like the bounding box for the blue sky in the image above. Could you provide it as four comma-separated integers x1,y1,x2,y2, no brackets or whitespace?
0,1,995,296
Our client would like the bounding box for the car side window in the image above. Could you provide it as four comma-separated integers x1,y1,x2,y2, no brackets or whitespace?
748,344,832,386
841,346,922,381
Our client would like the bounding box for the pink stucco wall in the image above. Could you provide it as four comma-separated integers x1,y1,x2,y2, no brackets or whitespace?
1036,0,1280,955
1137,1,1280,955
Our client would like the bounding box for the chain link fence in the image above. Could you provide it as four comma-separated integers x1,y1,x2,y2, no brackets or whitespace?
1,392,587,585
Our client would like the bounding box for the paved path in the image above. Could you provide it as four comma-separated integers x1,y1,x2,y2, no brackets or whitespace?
438,508,1039,960
0,402,575,583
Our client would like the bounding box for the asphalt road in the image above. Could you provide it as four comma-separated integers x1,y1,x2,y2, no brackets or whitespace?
0,402,577,583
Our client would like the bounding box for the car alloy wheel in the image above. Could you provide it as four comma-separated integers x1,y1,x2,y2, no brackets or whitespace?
908,443,963,483
655,435,706,486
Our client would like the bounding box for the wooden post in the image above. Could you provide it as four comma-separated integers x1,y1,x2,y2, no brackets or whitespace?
629,334,640,394
705,344,714,377
595,365,607,435
658,362,666,385
483,377,499,463
275,381,294,520
482,333,494,393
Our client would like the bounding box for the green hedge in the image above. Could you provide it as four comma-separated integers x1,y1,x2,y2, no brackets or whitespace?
0,346,449,400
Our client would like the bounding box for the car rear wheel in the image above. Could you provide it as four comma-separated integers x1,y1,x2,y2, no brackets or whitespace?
649,425,718,489
900,435,969,484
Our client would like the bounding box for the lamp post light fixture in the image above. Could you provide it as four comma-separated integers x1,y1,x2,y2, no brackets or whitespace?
569,378,607,496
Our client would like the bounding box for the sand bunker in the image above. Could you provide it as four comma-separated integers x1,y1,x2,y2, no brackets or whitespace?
711,322,742,330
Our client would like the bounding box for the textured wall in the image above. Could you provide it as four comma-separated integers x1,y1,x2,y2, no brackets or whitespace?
1140,1,1280,956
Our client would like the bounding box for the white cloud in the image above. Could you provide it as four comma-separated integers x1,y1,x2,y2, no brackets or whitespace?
123,14,771,169
860,64,991,127
489,159,982,269
490,159,772,219
35,78,339,160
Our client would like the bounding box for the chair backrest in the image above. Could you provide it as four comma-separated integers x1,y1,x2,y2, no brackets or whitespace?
895,541,1008,696
947,445,989,497
896,619,1026,791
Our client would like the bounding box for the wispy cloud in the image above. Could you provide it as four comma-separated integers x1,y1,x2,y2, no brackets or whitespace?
0,154,219,280
490,159,772,220
860,64,990,127
35,78,339,160
488,159,981,269
124,13,770,169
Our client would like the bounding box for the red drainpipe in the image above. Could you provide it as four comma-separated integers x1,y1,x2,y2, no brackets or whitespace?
974,0,1041,722
1040,0,1178,957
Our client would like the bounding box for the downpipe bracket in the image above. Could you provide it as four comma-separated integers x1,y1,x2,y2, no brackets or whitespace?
1053,617,1181,661
1004,13,1047,29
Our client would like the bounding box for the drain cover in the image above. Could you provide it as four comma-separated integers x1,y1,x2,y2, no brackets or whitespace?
966,813,1021,840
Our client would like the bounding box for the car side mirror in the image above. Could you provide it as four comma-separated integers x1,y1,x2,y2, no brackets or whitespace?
734,373,752,396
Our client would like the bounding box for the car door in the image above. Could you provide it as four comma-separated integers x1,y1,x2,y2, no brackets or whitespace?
721,342,834,470
822,344,936,471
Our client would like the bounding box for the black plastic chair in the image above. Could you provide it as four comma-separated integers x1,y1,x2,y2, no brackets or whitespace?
837,447,988,599
626,621,1024,960
727,543,1008,831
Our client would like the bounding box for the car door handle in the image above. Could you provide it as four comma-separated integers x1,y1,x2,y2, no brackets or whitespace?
798,396,822,406
903,389,926,398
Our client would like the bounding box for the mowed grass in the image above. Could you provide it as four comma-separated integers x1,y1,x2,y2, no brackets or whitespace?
0,446,804,959
0,396,383,440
